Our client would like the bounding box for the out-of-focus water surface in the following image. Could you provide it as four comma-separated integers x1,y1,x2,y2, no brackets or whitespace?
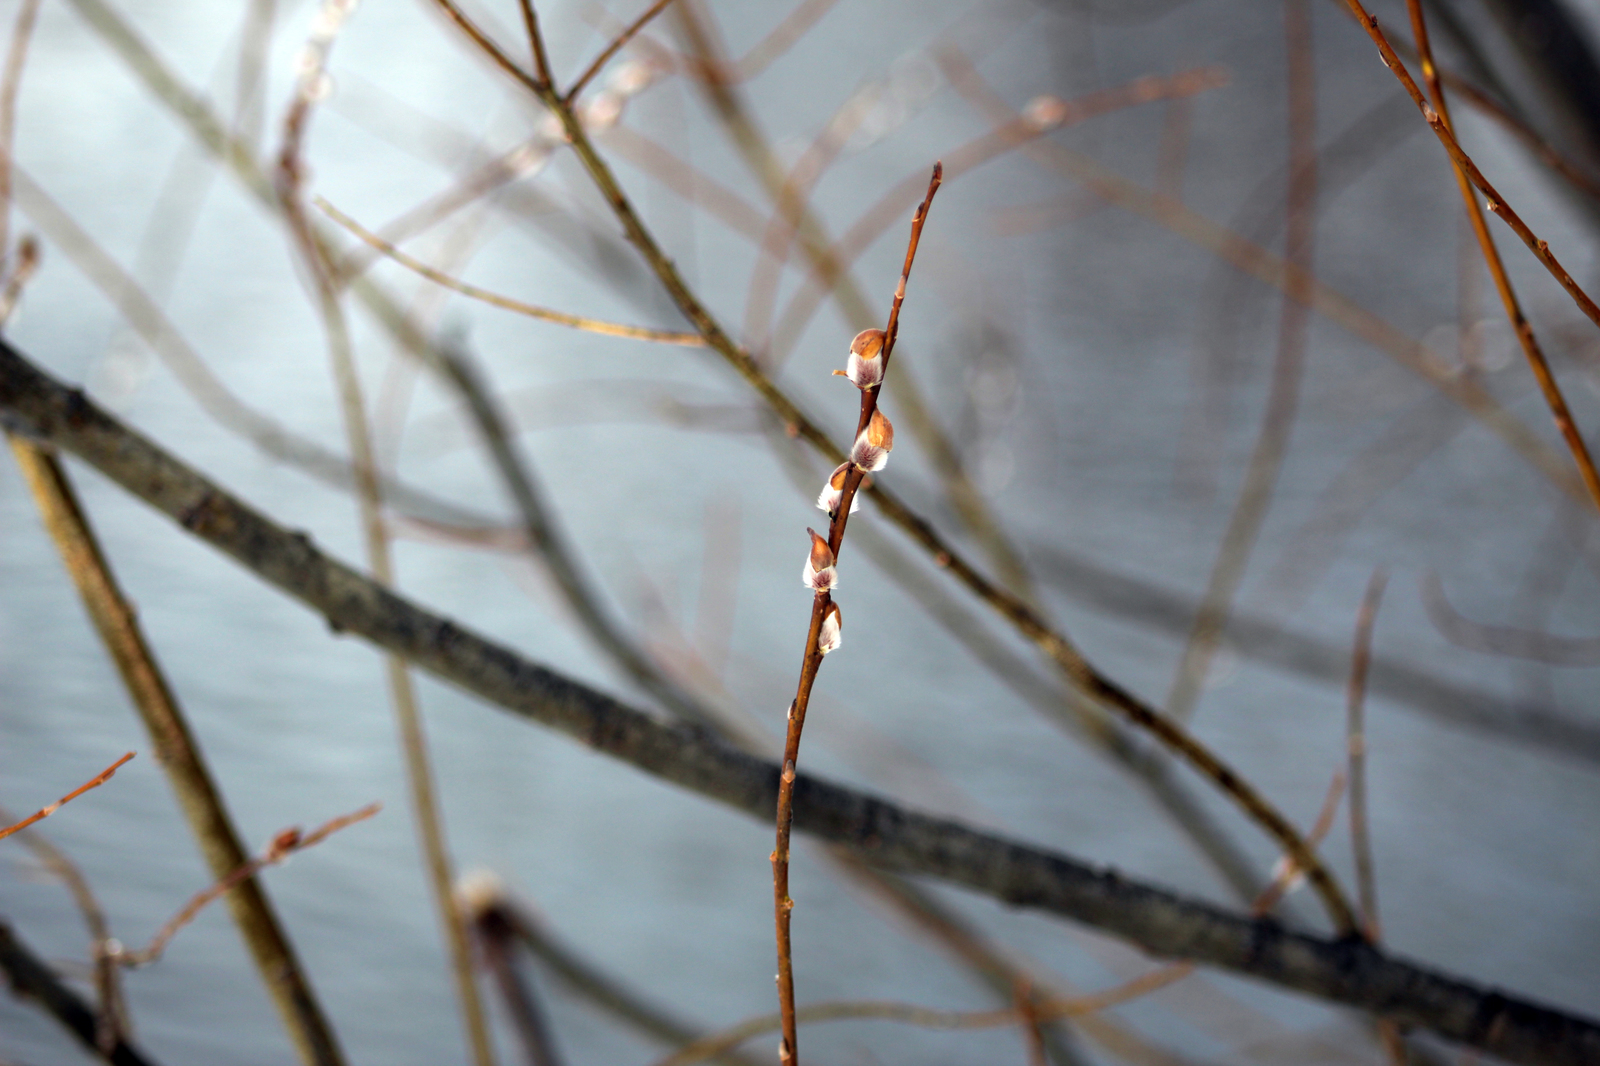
2,0,1599,1062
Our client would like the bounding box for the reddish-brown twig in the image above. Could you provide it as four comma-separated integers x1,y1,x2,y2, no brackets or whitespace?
0,753,133,842
115,804,380,968
772,163,941,1066
1340,0,1600,337
1394,0,1600,514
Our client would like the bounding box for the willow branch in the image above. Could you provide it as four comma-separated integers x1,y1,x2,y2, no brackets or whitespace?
2,339,1597,1066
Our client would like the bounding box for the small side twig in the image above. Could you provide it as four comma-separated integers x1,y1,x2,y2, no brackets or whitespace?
114,804,380,968
0,753,133,842
317,198,704,345
516,0,553,89
0,810,131,1050
564,0,677,103
772,163,941,1066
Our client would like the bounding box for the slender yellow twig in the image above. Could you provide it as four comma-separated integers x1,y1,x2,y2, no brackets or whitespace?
318,197,705,345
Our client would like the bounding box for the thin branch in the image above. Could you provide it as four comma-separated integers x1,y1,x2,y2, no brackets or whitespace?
1345,568,1400,1063
0,0,40,265
565,0,677,103
655,965,1196,1066
1348,569,1388,940
0,920,161,1066
4,338,1597,1066
318,198,704,344
1397,0,1600,514
471,903,566,1066
0,811,130,1050
0,753,133,842
1340,0,1600,334
114,804,381,968
730,0,840,82
3,442,346,1066
1421,570,1600,664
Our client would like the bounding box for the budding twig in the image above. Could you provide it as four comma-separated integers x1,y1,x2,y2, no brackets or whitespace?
772,163,941,1066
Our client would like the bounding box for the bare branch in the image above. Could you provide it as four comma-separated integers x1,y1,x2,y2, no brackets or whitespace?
1,338,1596,1066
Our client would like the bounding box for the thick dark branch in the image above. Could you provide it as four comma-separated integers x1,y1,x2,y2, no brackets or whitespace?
0,920,161,1066
0,338,1596,1066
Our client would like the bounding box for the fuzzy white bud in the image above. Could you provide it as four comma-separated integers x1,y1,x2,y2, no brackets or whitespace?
802,528,837,591
850,409,894,472
833,328,885,389
815,462,861,517
818,602,842,655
